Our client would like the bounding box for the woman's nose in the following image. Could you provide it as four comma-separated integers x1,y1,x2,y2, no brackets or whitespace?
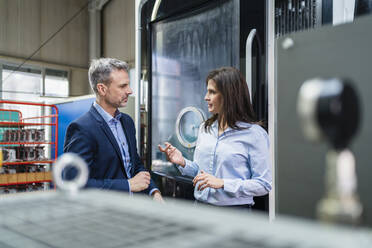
128,87,133,95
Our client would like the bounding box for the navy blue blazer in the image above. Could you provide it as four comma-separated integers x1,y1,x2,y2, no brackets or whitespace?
63,105,157,194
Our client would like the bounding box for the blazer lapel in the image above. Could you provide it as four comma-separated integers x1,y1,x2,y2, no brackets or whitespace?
89,106,126,176
100,123,123,162
119,116,135,174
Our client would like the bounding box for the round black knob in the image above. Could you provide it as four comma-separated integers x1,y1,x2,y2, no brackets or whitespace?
298,78,360,150
317,78,360,150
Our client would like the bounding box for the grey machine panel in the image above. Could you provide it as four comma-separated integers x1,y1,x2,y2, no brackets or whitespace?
276,14,372,225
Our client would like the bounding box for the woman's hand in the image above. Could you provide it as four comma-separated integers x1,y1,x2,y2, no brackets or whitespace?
193,170,224,191
158,142,185,167
152,190,164,204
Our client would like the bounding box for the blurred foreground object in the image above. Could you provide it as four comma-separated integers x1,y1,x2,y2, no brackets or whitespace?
52,153,89,194
297,78,362,224
0,167,372,247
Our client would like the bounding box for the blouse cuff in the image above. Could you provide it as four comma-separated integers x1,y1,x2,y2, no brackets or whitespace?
223,179,239,193
177,158,193,175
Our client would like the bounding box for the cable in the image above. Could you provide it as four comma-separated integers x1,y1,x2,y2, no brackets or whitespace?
2,0,92,83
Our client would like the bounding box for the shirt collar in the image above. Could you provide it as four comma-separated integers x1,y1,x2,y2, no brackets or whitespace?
93,101,122,124
211,120,218,132
208,120,218,136
211,120,218,129
211,120,252,134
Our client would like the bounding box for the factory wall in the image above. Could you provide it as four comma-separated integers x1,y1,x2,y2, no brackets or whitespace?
102,0,135,67
0,0,90,96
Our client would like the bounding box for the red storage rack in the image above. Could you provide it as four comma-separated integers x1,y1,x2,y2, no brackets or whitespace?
0,100,58,193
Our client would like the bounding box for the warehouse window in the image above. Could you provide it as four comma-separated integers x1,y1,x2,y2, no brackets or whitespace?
0,62,69,100
44,68,69,97
2,65,42,102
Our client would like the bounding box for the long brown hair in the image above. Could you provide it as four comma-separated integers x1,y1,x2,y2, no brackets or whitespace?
204,67,262,131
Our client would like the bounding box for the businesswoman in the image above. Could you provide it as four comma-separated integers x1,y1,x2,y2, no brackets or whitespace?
159,67,272,207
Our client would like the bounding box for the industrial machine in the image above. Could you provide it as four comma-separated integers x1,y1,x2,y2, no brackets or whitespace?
141,0,269,208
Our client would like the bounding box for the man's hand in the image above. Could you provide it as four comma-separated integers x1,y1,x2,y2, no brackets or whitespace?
193,170,224,191
152,190,164,203
128,171,150,192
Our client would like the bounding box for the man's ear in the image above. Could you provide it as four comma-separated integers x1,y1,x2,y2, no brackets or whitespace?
97,83,106,96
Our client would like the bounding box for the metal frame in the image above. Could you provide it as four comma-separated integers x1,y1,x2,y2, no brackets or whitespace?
267,0,276,221
0,100,59,162
245,28,257,103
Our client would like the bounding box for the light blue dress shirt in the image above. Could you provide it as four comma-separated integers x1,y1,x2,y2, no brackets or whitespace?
93,102,159,195
178,121,272,206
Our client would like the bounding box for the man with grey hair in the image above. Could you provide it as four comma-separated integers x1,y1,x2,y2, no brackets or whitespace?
64,58,163,201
